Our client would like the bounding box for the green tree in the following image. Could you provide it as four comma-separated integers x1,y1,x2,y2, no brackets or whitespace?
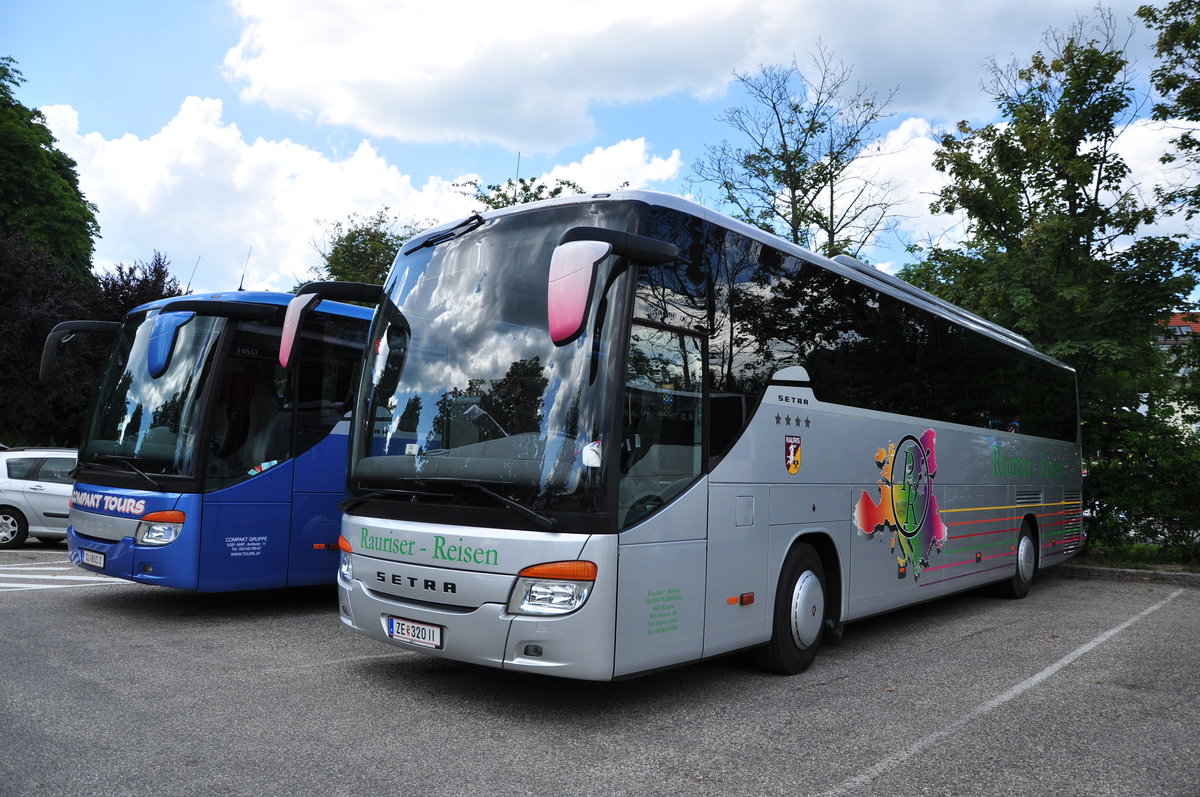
456,176,586,211
899,11,1200,558
94,251,182,320
0,56,99,281
1138,0,1200,217
9,248,183,447
0,230,96,445
689,48,898,257
309,208,428,286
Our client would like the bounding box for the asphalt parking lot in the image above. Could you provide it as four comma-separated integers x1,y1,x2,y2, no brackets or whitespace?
2,545,1197,797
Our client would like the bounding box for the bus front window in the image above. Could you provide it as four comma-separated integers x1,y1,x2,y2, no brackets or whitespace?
81,312,223,478
350,203,641,530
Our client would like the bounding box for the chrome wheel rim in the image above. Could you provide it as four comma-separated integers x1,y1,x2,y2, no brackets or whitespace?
789,570,825,649
1017,534,1036,583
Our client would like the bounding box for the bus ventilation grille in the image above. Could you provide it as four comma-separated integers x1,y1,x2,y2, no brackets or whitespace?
1015,490,1043,505
1060,490,1085,552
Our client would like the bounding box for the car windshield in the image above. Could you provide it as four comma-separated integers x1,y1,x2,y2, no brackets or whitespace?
351,202,640,522
80,311,223,477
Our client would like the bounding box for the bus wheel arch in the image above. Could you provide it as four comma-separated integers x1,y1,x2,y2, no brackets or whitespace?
0,505,29,548
754,534,840,674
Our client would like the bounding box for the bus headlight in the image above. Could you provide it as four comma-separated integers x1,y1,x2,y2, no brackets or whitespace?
337,534,354,582
135,510,185,546
508,561,597,616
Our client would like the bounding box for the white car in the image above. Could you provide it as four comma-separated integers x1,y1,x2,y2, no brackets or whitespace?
0,448,76,548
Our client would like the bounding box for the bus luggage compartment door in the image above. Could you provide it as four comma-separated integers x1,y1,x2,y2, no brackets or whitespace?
703,483,769,658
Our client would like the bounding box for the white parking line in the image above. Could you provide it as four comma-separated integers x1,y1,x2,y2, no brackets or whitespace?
0,572,114,581
0,561,122,591
818,588,1186,797
0,561,75,569
0,578,123,590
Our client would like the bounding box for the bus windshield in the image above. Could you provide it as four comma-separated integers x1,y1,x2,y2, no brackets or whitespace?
351,203,640,526
81,311,223,478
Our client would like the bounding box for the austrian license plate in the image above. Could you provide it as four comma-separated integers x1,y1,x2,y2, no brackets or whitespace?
81,549,105,568
387,616,443,649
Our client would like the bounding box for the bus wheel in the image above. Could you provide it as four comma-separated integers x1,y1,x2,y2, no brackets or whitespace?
754,542,825,675
0,507,29,549
997,521,1037,599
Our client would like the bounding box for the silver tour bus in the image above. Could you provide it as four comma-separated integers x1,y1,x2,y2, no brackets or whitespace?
283,191,1083,681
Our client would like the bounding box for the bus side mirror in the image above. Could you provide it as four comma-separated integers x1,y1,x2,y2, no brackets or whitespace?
547,228,679,347
40,320,120,383
148,312,195,379
548,240,612,347
280,281,384,368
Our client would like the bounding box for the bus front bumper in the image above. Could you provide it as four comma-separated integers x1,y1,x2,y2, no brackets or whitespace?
67,527,198,589
337,572,617,681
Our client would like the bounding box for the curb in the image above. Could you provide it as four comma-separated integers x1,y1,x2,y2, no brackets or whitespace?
1051,563,1200,587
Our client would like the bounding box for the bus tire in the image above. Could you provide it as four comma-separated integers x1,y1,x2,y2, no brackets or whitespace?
0,507,29,549
754,542,825,675
997,521,1037,600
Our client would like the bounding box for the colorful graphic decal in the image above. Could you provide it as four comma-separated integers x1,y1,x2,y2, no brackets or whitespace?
853,430,948,582
785,435,802,475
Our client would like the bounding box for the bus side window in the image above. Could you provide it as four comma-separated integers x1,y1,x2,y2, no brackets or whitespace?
619,324,704,528
708,393,747,466
293,314,366,454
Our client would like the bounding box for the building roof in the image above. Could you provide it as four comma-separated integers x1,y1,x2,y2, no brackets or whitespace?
1164,312,1200,339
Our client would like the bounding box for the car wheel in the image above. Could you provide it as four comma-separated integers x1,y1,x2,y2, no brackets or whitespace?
0,507,29,549
997,520,1037,599
754,542,826,675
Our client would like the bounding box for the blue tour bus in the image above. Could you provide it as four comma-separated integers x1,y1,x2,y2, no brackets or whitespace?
41,291,372,591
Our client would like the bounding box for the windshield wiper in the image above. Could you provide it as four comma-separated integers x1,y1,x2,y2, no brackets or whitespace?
340,486,453,514
403,214,484,255
345,478,557,530
413,478,557,530
87,455,163,490
469,482,557,530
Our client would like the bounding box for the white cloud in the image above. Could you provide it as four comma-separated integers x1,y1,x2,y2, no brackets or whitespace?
219,0,1150,154
858,115,1200,271
544,139,682,192
222,0,763,152
752,0,1153,124
1114,118,1200,213
43,97,476,294
862,118,964,257
40,99,683,295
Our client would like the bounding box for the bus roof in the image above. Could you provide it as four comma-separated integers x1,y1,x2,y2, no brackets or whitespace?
129,290,374,321
428,190,1070,371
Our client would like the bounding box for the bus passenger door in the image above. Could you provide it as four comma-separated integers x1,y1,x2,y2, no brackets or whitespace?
283,309,365,586
287,427,351,586
703,483,770,657
199,462,293,591
613,323,708,677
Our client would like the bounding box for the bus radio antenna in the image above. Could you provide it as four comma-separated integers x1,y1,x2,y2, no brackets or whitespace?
184,256,200,295
238,246,252,291
512,152,521,203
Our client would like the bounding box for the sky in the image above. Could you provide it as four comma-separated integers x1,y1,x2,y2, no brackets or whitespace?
2,0,1190,295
